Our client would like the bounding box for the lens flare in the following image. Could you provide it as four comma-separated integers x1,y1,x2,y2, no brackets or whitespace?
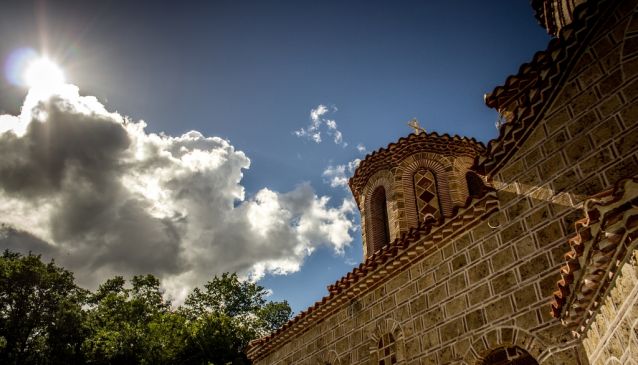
24,58,65,91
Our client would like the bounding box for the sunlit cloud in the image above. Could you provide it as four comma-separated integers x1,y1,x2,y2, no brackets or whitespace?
322,159,360,189
294,104,347,147
0,84,357,303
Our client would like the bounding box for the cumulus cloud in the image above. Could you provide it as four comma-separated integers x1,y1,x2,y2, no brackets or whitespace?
0,85,356,303
322,159,360,189
294,104,346,147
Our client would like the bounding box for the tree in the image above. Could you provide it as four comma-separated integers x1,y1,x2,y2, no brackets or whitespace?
82,274,185,365
181,273,292,364
0,250,87,365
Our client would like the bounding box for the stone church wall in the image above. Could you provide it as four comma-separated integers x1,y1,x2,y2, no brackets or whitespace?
250,0,638,363
582,251,638,365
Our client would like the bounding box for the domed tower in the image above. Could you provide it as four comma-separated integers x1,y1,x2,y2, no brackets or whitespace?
349,131,486,258
531,0,587,36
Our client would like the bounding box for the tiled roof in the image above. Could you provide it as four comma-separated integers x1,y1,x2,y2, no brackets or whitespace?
477,0,609,176
246,189,498,361
550,176,638,335
349,132,485,200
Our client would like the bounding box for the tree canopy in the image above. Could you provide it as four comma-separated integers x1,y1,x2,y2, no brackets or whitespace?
0,250,291,365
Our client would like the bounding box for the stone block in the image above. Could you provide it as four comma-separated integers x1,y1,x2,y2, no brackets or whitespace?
598,69,623,95
491,246,516,270
622,75,638,101
485,296,514,322
542,130,569,155
577,62,604,89
482,236,499,255
572,175,604,199
500,158,526,182
506,198,530,221
451,253,468,272
410,295,427,316
427,283,447,306
599,94,623,117
448,273,466,296
519,253,550,281
453,233,472,252
590,117,621,147
422,328,440,349
501,221,524,244
570,89,599,116
434,261,451,283
514,283,538,309
524,146,544,168
579,148,615,177
386,270,410,294
396,283,416,304
422,307,444,329
465,308,485,331
563,133,592,164
417,272,435,291
553,168,580,193
440,317,464,343
619,101,638,127
468,283,491,306
515,309,539,329
514,235,537,259
604,156,638,186
491,270,518,295
539,151,566,177
445,295,467,318
568,110,598,137
615,125,638,155
535,221,563,247
468,246,481,263
526,206,551,229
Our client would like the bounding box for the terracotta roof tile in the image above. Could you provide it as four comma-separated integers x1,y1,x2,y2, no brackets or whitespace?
551,176,638,336
349,132,485,200
478,0,611,176
247,188,498,361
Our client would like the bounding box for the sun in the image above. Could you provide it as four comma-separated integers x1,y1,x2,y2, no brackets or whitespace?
23,58,65,91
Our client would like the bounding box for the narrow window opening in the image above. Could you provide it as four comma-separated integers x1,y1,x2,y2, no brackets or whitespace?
370,186,390,252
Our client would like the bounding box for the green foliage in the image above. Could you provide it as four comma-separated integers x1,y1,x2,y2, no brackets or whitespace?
0,251,292,365
0,250,88,365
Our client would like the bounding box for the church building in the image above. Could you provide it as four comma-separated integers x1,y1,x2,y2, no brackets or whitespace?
248,0,638,363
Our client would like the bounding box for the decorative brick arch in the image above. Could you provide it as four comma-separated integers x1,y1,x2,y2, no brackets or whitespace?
368,318,406,364
621,3,638,82
361,170,397,257
604,358,622,365
315,349,340,365
462,327,547,365
398,153,454,231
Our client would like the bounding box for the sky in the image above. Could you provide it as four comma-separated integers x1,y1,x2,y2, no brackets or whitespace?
0,0,550,313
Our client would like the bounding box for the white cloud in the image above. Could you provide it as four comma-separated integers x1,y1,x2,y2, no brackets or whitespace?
322,159,360,189
0,84,356,303
294,104,346,147
356,143,367,154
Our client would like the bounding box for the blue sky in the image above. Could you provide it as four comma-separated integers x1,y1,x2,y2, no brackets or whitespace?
0,0,549,313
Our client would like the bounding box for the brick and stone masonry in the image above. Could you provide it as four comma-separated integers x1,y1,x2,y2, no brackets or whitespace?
247,0,638,363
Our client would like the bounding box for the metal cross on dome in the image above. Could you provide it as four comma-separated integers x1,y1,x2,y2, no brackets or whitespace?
408,118,426,135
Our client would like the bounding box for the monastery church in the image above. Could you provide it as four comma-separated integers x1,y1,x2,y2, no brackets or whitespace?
248,0,638,363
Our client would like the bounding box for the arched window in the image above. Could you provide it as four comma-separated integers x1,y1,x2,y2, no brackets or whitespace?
370,186,390,252
466,171,486,197
412,169,441,222
377,332,397,365
483,346,538,365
